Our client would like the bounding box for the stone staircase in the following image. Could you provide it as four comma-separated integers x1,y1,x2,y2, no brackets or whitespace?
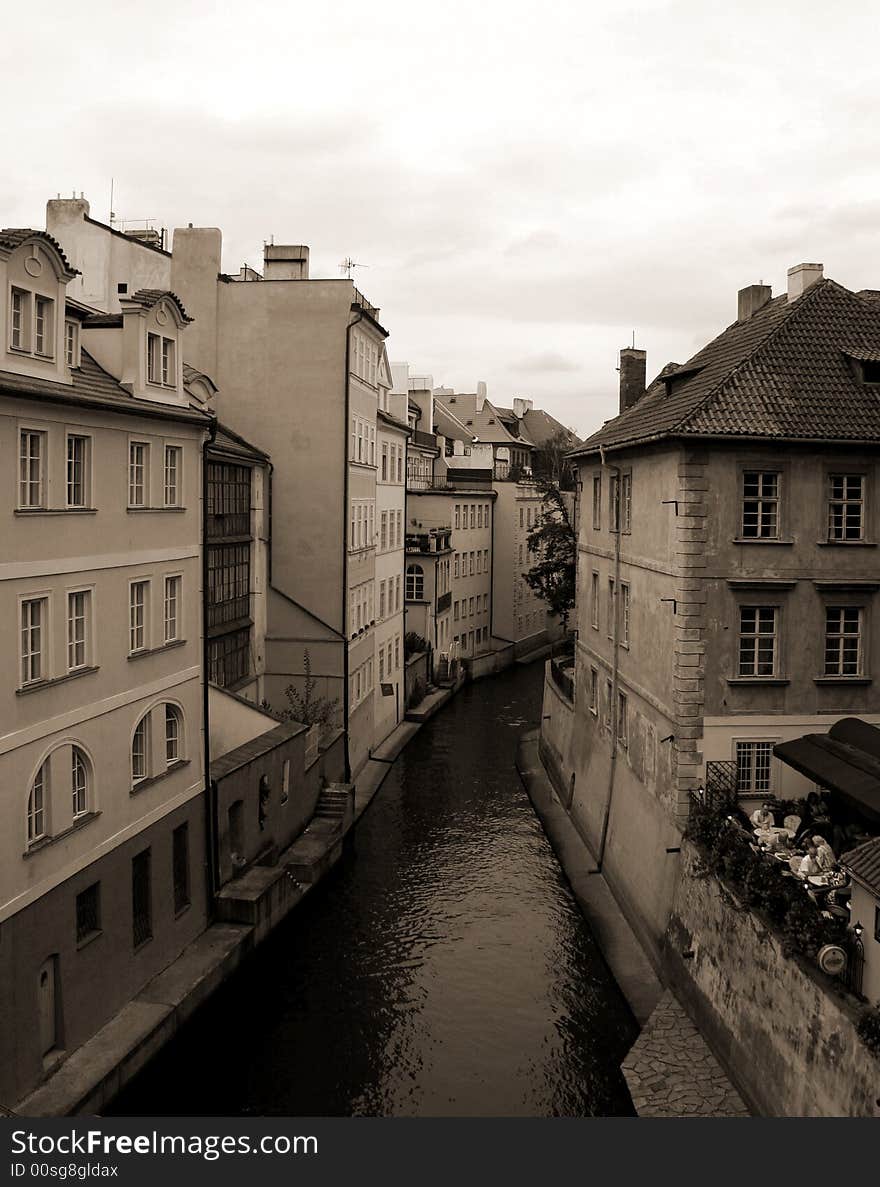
313,782,354,832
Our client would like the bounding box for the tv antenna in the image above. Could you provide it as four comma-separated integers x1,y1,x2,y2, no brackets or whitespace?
339,257,369,279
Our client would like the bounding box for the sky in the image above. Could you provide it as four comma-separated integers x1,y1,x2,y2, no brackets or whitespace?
4,0,880,439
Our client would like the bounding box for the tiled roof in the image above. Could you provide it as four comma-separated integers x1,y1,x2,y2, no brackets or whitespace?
433,399,475,443
437,394,535,446
0,228,77,275
572,279,880,456
0,349,212,426
210,422,269,463
840,836,880,896
125,288,193,323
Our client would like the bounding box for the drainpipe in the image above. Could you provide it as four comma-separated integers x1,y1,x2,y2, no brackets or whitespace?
202,417,219,911
597,445,621,870
342,311,363,783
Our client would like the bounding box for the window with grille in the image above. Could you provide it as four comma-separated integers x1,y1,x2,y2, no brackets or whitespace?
71,747,88,818
67,590,89,670
164,446,182,506
827,474,864,541
208,627,251,688
738,606,778,676
206,462,252,538
28,761,48,844
172,824,190,914
132,849,152,947
735,741,774,793
19,430,45,508
21,597,47,685
129,581,148,652
129,442,149,507
741,471,779,538
406,565,424,600
76,883,101,943
66,435,89,507
132,715,150,784
824,606,862,675
207,543,250,628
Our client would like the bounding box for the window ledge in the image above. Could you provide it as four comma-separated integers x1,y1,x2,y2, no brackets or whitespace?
127,506,186,513
732,537,795,546
816,540,876,547
17,666,99,695
76,928,103,952
23,810,101,858
813,676,872,686
174,902,192,921
128,639,187,661
14,507,98,516
727,677,790,686
130,758,190,796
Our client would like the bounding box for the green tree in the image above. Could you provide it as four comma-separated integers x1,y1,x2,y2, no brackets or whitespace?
523,483,576,629
531,427,580,490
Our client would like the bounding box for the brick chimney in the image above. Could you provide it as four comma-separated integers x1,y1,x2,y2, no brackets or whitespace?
787,262,823,303
737,284,772,321
263,244,309,280
619,347,646,413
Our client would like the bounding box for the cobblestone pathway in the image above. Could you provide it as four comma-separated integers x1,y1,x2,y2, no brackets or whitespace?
621,990,750,1117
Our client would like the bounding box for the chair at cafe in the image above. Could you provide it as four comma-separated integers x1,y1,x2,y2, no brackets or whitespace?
783,814,801,836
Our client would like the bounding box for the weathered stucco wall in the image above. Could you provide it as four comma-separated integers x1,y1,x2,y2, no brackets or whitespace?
665,841,879,1117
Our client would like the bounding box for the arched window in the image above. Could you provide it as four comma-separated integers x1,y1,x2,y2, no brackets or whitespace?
28,761,48,844
71,747,89,819
165,704,182,766
132,714,150,784
406,564,424,600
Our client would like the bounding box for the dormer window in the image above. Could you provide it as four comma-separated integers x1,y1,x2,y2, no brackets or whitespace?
34,297,53,356
9,288,54,358
147,331,176,387
11,288,28,349
65,320,80,367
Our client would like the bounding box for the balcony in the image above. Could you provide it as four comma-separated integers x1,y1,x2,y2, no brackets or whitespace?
407,472,447,491
406,528,452,555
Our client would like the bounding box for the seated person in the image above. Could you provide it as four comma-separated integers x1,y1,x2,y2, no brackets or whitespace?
798,845,821,878
751,803,775,830
812,836,836,871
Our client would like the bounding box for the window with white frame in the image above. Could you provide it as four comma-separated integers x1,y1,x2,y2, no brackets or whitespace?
19,429,45,508
738,605,778,677
607,577,616,636
621,472,632,534
65,319,79,367
395,575,401,611
129,441,149,507
34,296,54,357
406,564,424,600
589,667,598,715
381,442,389,481
72,746,89,819
379,580,386,620
164,576,181,643
591,571,599,629
67,590,90,671
827,474,864,541
164,445,182,506
28,760,48,844
395,510,401,547
147,333,161,384
165,704,182,766
604,678,613,729
455,505,461,530
11,287,29,351
824,606,862,676
130,581,149,652
132,714,150,784
161,337,175,386
66,434,90,508
21,596,47,685
620,582,630,646
735,740,774,794
741,471,779,539
609,474,620,532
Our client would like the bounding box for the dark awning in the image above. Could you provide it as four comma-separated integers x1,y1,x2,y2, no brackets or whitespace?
774,719,880,824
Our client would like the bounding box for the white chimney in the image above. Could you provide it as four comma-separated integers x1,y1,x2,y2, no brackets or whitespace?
512,397,533,419
475,380,487,412
787,263,823,303
263,244,309,280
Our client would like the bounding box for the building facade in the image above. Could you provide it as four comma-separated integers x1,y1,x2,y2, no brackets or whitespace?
562,264,880,961
0,227,212,1106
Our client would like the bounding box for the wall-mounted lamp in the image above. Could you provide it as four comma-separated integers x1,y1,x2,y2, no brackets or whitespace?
854,920,864,940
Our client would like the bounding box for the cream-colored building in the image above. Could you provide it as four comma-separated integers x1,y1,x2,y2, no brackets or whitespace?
374,403,408,743
48,202,402,777
0,227,212,1108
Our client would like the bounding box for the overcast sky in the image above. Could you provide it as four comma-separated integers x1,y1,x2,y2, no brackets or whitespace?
4,0,880,437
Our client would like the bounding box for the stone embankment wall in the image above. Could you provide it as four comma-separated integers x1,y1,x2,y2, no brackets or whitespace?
665,842,878,1117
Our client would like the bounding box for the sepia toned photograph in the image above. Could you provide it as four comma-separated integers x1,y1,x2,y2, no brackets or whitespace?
2,0,879,1159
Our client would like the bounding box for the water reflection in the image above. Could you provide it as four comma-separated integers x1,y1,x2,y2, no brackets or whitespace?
110,662,637,1117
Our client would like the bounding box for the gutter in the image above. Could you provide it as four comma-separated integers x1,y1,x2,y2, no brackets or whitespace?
342,311,364,782
596,445,622,871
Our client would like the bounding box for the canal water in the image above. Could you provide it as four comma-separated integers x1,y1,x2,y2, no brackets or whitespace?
110,660,638,1117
